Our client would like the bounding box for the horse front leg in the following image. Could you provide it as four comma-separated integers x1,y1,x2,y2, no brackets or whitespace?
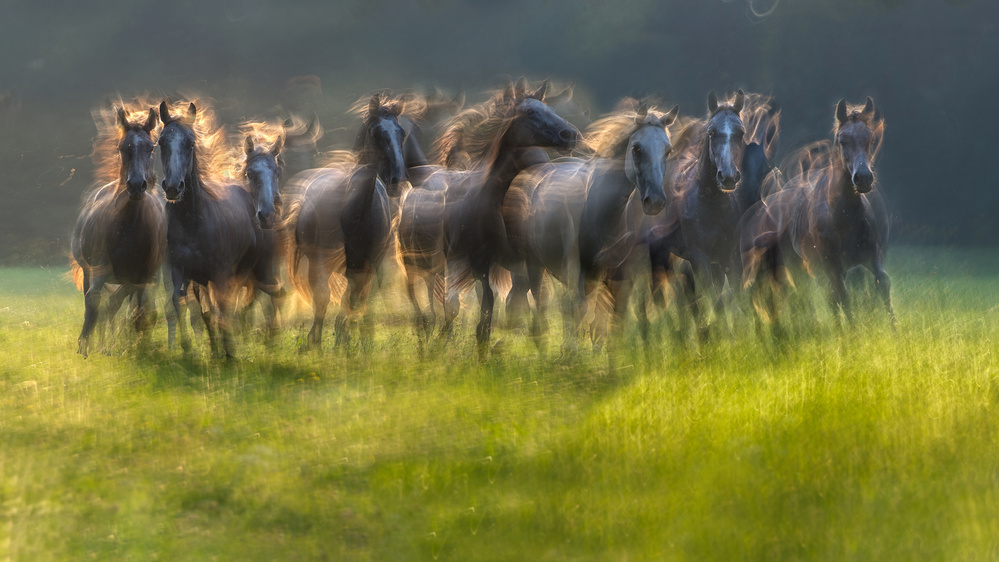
474,266,495,360
169,267,192,353
78,272,107,358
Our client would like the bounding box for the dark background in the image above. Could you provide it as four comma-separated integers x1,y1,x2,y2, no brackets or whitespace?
0,0,994,264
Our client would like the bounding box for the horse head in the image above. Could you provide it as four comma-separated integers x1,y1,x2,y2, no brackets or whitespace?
243,135,283,229
835,97,883,194
358,94,409,197
502,79,580,155
158,100,198,202
706,89,747,191
625,104,678,215
115,106,158,201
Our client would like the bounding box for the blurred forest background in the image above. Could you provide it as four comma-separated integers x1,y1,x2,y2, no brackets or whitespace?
0,0,993,264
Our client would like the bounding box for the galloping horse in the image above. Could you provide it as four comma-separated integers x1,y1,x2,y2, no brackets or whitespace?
71,104,164,357
646,91,779,334
285,94,411,349
437,80,580,356
159,100,281,357
523,99,677,351
739,97,893,327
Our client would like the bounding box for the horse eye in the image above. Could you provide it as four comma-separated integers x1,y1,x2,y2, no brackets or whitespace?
632,145,642,155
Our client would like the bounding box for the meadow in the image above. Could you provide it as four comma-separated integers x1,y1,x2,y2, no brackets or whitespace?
2,246,998,560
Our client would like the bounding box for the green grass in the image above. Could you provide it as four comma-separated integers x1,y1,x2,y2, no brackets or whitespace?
2,246,999,560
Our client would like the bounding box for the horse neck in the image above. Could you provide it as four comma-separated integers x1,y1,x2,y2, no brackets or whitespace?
826,163,865,216
479,140,526,206
172,154,207,219
584,159,635,225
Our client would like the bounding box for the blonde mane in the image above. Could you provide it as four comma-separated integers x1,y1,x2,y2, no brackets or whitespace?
89,95,160,192
433,90,517,168
161,97,234,199
583,98,674,158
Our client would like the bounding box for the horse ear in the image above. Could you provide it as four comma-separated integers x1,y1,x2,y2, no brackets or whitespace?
634,102,649,125
733,89,745,113
502,83,514,103
388,101,405,116
143,108,157,133
271,135,283,157
662,104,679,127
707,92,718,114
515,77,528,99
453,88,466,108
159,101,171,124
186,103,197,122
283,117,294,129
836,98,848,125
115,106,128,132
862,96,875,120
368,94,381,119
531,79,549,102
244,136,255,157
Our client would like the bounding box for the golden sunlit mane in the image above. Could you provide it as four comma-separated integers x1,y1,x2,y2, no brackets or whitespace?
740,92,779,148
583,98,673,158
432,88,519,168
162,97,234,199
348,90,429,122
89,95,160,193
235,119,285,170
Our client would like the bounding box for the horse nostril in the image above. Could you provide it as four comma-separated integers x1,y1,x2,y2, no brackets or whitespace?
734,171,742,184
716,171,726,184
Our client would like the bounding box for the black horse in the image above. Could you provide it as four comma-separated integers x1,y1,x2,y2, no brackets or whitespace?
436,80,580,356
159,100,281,357
285,94,410,349
71,105,164,357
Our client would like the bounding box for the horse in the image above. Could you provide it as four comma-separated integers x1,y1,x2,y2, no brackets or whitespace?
159,100,282,357
436,79,580,357
739,97,893,328
284,93,411,349
645,91,779,335
71,104,164,357
523,99,677,352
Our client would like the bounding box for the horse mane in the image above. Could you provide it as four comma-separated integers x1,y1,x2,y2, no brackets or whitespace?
236,118,286,171
348,90,430,123
583,98,674,158
89,95,160,194
433,88,520,169
161,96,234,200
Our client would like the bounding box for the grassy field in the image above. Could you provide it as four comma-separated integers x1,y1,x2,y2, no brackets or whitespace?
2,246,999,560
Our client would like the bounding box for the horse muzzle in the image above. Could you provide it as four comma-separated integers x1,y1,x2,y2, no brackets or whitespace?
163,180,185,202
852,170,874,193
716,170,741,192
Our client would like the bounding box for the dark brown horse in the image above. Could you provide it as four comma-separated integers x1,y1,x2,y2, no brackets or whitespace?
523,99,677,352
739,97,893,327
284,94,411,349
436,80,580,357
645,91,779,335
71,104,164,357
159,100,282,357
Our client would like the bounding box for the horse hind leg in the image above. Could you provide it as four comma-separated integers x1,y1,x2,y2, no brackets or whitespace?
305,254,329,350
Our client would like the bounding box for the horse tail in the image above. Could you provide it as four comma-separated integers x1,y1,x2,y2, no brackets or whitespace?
68,254,85,292
278,192,311,304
